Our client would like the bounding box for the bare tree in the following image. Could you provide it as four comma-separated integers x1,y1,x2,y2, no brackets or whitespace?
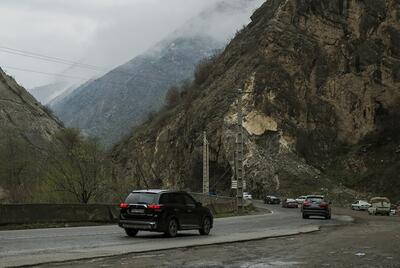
47,129,110,204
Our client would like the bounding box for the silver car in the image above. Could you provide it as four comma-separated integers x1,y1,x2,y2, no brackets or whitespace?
351,200,371,211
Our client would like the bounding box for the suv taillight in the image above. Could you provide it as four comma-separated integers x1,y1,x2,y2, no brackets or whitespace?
303,201,310,207
147,204,162,209
147,204,163,211
119,203,129,209
319,202,328,208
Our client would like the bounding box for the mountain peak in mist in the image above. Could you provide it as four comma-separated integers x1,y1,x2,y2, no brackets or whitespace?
51,0,265,147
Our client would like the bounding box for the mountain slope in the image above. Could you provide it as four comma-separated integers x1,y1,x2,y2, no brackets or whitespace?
0,68,62,148
0,67,63,202
29,80,75,105
112,0,400,202
52,36,223,145
51,0,264,147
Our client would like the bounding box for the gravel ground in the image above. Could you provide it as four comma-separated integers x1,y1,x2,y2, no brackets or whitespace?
39,208,400,268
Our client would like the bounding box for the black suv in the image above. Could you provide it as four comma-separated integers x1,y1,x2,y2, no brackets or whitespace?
118,190,213,237
301,195,331,219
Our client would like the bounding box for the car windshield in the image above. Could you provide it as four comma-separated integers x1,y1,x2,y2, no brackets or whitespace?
125,192,158,204
306,196,324,202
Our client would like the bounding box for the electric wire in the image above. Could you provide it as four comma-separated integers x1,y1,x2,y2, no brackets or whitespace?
2,66,88,80
0,45,136,79
0,45,105,71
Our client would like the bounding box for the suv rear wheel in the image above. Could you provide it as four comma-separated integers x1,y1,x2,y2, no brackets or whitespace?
199,217,211,235
302,213,308,219
165,218,178,237
125,228,138,237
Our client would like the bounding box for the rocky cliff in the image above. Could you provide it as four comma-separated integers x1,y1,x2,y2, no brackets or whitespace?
112,0,400,201
0,68,62,149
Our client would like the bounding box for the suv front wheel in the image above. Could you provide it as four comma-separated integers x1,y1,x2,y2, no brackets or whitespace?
199,217,211,235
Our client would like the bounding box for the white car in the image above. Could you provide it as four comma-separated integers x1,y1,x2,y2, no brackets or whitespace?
295,195,307,204
243,192,252,200
351,200,371,211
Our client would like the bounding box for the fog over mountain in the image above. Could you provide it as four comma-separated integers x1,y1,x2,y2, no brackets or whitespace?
29,81,80,105
0,0,262,88
51,0,264,147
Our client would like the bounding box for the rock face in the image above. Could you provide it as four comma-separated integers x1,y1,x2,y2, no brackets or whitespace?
0,68,62,149
52,0,264,147
112,0,400,201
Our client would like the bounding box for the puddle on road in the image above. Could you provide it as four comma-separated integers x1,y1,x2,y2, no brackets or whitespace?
355,252,366,256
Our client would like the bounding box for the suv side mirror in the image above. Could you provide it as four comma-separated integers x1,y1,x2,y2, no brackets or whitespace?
195,202,202,207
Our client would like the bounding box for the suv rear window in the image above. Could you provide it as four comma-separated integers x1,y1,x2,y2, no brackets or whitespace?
125,192,158,204
306,196,324,202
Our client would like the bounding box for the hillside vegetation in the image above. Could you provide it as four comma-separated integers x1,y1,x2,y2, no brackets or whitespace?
0,69,113,204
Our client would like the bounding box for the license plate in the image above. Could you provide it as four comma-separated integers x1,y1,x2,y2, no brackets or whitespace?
130,209,144,214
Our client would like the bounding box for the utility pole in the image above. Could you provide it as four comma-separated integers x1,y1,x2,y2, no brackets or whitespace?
202,131,209,194
235,89,244,211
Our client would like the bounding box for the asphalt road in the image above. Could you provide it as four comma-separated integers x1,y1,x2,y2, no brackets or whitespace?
0,201,352,267
57,209,399,268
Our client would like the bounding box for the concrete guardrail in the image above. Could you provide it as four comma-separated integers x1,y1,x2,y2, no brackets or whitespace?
0,193,237,226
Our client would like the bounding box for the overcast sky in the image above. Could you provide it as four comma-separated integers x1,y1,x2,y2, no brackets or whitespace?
0,0,263,88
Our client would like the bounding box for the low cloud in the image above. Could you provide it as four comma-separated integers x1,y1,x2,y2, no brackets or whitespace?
0,0,264,88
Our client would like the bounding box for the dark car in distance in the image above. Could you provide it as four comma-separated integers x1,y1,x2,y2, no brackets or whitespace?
264,195,281,205
282,198,299,208
301,195,331,219
118,190,213,237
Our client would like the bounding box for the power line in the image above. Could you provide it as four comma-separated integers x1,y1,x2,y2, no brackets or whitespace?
3,65,140,89
0,45,184,89
3,66,88,80
0,48,102,72
0,45,105,71
0,45,137,78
